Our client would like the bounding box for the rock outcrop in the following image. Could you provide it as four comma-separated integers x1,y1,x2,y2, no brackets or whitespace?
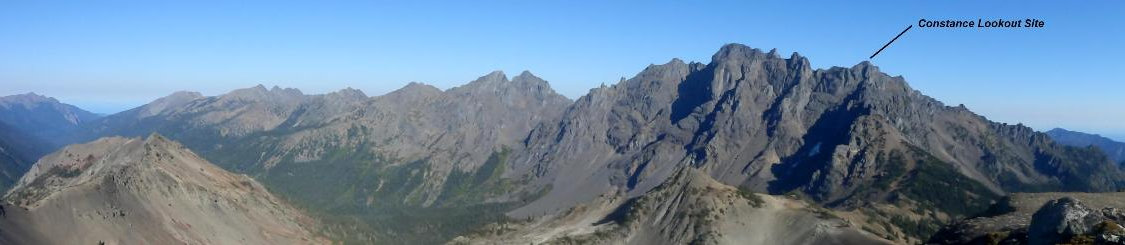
930,193,1125,244
1028,198,1125,245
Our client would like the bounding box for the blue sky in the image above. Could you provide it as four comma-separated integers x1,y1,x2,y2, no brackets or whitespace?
1,1,1123,140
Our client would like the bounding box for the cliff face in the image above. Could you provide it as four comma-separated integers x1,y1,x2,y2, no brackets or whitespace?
506,44,1123,241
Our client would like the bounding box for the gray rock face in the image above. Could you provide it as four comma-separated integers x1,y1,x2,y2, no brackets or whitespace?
509,44,1125,220
1028,197,1125,245
1029,198,1099,244
930,192,1125,244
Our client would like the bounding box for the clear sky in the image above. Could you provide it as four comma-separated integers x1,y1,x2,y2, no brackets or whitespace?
1,1,1123,140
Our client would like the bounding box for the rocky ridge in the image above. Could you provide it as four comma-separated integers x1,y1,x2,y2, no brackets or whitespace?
68,71,571,243
506,43,1124,242
452,168,891,245
0,134,325,244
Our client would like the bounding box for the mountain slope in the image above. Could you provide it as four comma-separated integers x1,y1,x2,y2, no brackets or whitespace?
506,44,1125,242
51,43,1125,243
77,71,571,243
0,122,52,192
1047,128,1125,164
453,168,891,245
0,134,325,244
0,93,100,148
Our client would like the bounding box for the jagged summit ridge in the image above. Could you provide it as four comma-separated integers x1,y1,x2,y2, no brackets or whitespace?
509,43,1124,237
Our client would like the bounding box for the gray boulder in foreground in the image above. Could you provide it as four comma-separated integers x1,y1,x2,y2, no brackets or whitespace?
1028,197,1125,245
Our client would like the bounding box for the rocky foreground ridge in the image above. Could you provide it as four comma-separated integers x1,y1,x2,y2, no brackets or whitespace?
0,134,325,244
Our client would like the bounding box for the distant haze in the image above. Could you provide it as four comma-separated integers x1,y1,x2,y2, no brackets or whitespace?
1,1,1122,138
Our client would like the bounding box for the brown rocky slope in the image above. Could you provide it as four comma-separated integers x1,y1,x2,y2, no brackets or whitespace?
0,134,326,244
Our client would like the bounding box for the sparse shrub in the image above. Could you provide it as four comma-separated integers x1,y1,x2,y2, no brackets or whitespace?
736,187,764,208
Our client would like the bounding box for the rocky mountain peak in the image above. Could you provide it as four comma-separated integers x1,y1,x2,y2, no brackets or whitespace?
166,91,204,100
270,85,304,97
222,84,305,103
476,70,509,84
0,93,58,106
712,43,771,63
510,71,568,101
384,82,443,100
450,70,568,103
0,92,100,146
512,70,542,84
142,133,173,148
336,87,366,97
851,60,881,74
131,91,203,118
225,84,269,98
323,87,368,102
709,44,815,71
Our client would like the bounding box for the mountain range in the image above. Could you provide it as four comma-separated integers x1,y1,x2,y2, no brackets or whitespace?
0,43,1121,244
0,93,100,148
1047,128,1125,165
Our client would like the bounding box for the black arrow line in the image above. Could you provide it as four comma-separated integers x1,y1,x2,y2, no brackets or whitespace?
870,25,912,59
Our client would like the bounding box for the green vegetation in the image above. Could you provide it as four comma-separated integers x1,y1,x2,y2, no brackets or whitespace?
436,148,515,205
1035,145,1121,192
853,146,1003,242
888,214,940,241
622,198,647,225
48,165,84,178
981,231,1010,245
872,151,906,191
736,186,764,208
1062,234,1095,245
209,140,540,244
1095,220,1125,237
896,147,1000,218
